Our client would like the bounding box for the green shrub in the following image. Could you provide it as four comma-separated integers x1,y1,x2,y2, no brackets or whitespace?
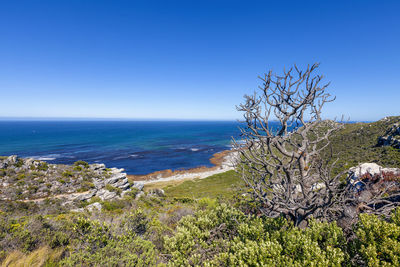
30,171,40,178
61,217,158,266
105,184,122,195
74,160,89,168
123,187,140,200
37,162,49,171
62,171,73,178
16,173,26,180
16,180,26,186
14,159,24,168
164,204,346,266
73,165,82,171
355,208,400,266
102,200,125,212
80,181,95,191
122,210,149,235
61,235,157,266
49,232,69,248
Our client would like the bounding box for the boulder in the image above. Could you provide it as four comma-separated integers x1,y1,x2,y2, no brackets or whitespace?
96,189,117,201
349,163,382,182
377,123,400,148
93,178,104,189
6,155,17,165
113,178,129,188
75,191,96,201
132,182,144,191
90,163,106,171
23,158,35,168
105,173,126,185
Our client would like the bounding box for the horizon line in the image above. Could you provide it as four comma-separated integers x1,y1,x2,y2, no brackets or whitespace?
0,116,375,123
0,116,240,122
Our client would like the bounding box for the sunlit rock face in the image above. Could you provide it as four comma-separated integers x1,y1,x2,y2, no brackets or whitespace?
0,156,145,209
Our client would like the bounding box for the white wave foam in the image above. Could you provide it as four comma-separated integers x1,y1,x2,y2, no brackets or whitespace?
31,154,60,161
37,157,56,161
190,148,200,152
113,155,128,160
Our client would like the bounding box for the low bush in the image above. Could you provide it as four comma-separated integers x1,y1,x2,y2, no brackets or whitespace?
74,160,89,168
164,203,346,266
61,171,73,178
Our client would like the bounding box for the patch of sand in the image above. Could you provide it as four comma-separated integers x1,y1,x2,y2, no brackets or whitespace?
128,150,238,185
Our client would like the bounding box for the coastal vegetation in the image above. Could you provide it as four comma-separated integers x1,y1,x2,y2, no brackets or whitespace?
2,195,400,266
1,64,400,265
1,117,400,266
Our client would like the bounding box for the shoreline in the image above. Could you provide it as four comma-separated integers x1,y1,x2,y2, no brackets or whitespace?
127,150,238,184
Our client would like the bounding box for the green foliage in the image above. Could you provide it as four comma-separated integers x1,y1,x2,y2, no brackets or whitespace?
163,170,243,199
80,181,95,191
37,162,49,171
325,117,400,175
17,173,26,180
123,187,140,200
14,158,24,167
102,200,125,212
61,235,158,266
49,232,69,249
74,160,89,168
73,165,82,171
61,170,73,178
355,209,400,266
61,217,158,266
57,178,67,184
164,204,346,266
2,196,400,266
121,210,149,235
105,184,122,195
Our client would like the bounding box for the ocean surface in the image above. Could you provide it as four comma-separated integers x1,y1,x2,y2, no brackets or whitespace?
0,121,242,174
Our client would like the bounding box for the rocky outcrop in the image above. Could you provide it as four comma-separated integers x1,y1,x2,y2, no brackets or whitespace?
0,156,145,209
337,162,400,228
348,162,400,192
377,123,400,149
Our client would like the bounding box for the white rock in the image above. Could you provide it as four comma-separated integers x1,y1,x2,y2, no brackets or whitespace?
6,155,17,164
349,163,382,179
105,173,126,184
90,163,106,170
132,181,144,191
96,189,117,201
93,178,104,189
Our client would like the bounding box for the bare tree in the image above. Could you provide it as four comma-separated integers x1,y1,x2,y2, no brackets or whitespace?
233,63,346,227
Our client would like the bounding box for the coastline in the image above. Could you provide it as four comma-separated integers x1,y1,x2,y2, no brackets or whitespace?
127,150,238,184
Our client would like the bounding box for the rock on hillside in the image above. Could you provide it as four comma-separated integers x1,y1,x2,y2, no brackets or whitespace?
378,121,400,149
0,155,144,209
338,162,400,227
324,116,400,173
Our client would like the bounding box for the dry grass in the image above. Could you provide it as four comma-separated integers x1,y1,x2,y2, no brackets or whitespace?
1,246,63,267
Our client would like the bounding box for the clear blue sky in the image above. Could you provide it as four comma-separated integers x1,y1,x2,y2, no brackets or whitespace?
0,0,399,121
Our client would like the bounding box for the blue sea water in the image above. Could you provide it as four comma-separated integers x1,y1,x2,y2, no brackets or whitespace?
0,121,242,174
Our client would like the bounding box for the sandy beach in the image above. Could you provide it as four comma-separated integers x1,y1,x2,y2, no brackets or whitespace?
127,150,238,184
